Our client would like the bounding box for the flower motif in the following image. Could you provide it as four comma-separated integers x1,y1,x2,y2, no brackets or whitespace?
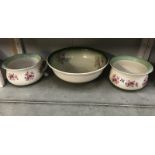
112,74,120,85
25,71,34,81
95,57,103,69
8,73,18,80
58,52,70,64
125,80,138,87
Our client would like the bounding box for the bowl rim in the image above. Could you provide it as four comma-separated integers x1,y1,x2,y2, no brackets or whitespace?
2,53,42,71
110,55,154,76
47,47,109,75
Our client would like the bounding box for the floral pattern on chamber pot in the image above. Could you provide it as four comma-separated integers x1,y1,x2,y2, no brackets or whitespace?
109,56,153,90
2,54,47,86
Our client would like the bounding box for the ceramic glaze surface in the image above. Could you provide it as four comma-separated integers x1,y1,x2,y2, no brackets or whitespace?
109,56,153,90
0,70,5,87
0,60,5,87
110,69,148,90
49,48,106,73
47,48,108,83
2,54,46,86
113,60,147,74
7,57,39,69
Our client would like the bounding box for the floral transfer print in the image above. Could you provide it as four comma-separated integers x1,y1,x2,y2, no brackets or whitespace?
8,73,18,80
111,74,139,88
25,71,34,81
95,57,103,69
58,52,70,65
125,80,138,88
112,74,120,84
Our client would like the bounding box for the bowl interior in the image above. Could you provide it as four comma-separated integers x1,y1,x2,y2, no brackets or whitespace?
110,56,153,75
48,48,107,73
3,54,41,70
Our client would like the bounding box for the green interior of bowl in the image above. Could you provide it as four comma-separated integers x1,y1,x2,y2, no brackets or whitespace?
110,56,154,75
48,48,107,73
3,54,41,70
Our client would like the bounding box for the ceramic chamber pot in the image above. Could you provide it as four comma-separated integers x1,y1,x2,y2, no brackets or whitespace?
47,47,108,83
0,60,5,87
2,54,47,86
109,56,154,90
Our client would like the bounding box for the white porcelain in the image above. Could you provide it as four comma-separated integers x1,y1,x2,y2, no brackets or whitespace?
0,70,5,87
109,56,154,90
0,60,5,87
47,47,108,83
2,54,47,86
